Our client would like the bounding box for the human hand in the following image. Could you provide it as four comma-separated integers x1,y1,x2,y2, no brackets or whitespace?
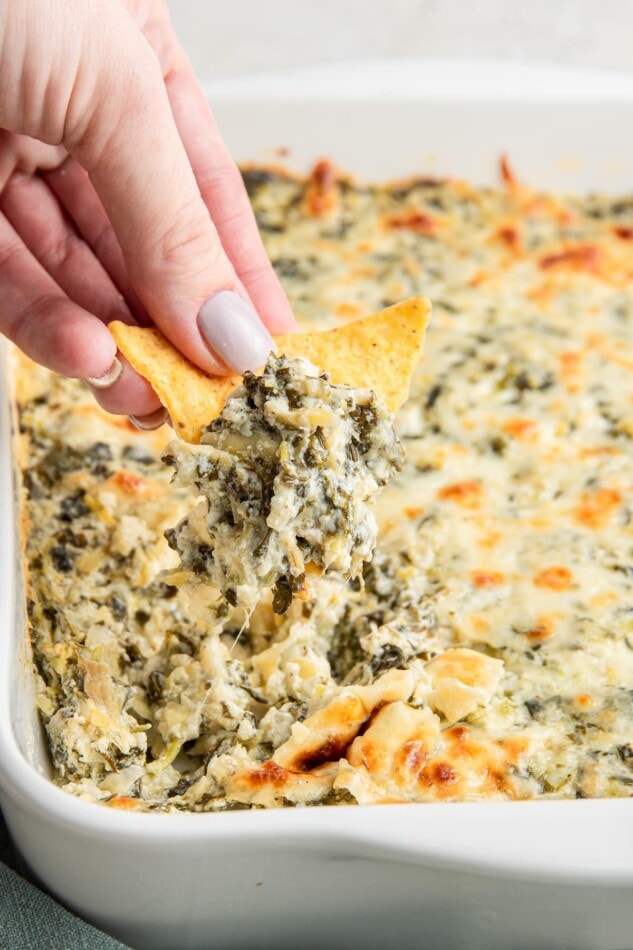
0,0,295,426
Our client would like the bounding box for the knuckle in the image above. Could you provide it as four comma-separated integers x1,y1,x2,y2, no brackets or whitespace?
195,160,239,200
0,236,24,273
159,202,225,275
236,259,274,290
39,232,77,273
216,201,252,235
8,291,63,341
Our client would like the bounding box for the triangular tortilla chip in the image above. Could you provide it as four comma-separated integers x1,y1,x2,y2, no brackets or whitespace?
109,296,430,443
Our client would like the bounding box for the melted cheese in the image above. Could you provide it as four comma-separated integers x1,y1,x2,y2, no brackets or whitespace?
17,162,633,810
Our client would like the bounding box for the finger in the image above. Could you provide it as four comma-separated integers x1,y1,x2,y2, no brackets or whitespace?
164,58,296,335
0,210,160,416
88,354,161,417
65,17,275,376
43,158,150,325
0,172,133,325
0,130,66,191
0,210,116,377
47,159,254,333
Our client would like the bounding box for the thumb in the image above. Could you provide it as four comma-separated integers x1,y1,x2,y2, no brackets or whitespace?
66,4,274,375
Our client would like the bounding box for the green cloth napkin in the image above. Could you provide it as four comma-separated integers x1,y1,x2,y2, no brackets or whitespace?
0,809,130,950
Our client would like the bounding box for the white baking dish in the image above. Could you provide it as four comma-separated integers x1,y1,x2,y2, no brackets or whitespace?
1,61,633,950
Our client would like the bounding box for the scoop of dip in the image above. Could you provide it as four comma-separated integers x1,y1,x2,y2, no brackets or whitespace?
164,354,404,614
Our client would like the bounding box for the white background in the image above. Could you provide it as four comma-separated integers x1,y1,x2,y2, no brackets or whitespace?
167,0,632,79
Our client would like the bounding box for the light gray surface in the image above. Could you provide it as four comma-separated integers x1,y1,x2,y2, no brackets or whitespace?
0,833,129,950
167,0,633,79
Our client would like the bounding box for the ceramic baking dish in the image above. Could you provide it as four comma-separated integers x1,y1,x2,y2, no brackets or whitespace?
1,61,633,950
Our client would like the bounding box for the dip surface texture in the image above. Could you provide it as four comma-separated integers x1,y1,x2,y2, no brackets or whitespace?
17,164,633,809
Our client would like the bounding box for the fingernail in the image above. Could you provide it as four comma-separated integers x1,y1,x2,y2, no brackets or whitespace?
84,357,122,389
197,291,275,373
129,407,169,431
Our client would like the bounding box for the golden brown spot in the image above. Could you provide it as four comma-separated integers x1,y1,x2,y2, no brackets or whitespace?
108,470,162,499
614,226,633,240
446,738,484,763
527,282,553,308
399,740,427,774
497,736,530,764
469,270,488,287
539,245,601,272
247,761,288,788
311,159,335,190
417,727,530,802
502,417,538,440
420,761,459,787
470,570,506,588
574,487,622,530
578,446,617,459
559,351,582,373
304,159,338,217
499,154,518,187
437,480,482,509
293,738,352,772
558,350,583,393
274,693,369,772
107,796,143,811
385,210,438,235
404,505,424,519
485,768,512,794
574,693,595,710
495,225,521,250
114,470,146,492
525,615,557,643
446,725,469,743
533,566,573,591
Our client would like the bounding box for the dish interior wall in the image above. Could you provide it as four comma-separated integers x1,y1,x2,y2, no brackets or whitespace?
212,98,633,191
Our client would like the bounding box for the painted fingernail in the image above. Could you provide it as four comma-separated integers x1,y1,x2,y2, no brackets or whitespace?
128,407,169,431
84,357,122,389
197,291,275,373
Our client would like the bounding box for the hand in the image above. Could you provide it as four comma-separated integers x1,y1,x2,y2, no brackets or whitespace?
0,0,295,425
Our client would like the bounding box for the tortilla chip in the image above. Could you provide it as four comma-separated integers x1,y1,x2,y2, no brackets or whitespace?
109,296,430,443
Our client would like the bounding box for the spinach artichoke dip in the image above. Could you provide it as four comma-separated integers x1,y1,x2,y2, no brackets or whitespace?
17,160,633,810
164,354,404,617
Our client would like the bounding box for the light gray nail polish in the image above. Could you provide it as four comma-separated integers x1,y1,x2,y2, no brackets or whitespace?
84,357,122,389
197,291,275,372
129,408,169,431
